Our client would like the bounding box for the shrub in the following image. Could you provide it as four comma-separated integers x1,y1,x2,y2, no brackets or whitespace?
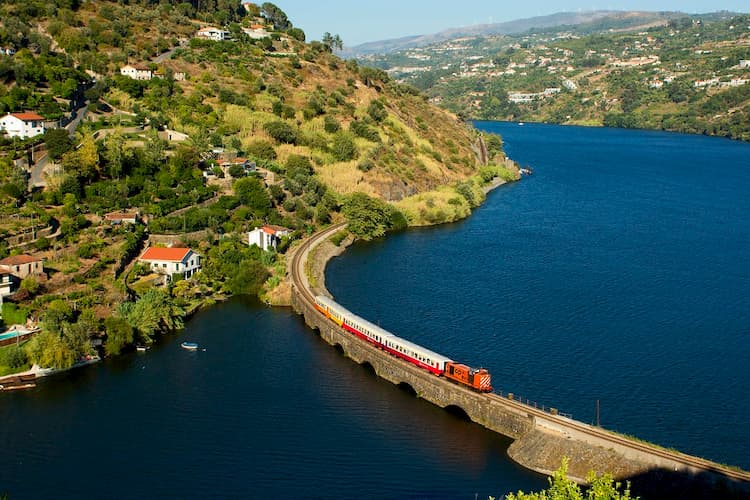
332,133,357,162
323,115,340,133
246,140,277,161
264,120,298,144
349,120,380,142
367,99,388,123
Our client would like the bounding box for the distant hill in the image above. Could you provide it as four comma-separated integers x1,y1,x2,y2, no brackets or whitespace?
341,10,686,57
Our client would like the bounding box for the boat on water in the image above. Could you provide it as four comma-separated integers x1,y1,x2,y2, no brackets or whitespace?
181,342,199,350
136,345,149,352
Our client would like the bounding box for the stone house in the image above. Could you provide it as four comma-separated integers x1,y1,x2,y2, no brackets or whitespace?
0,254,44,280
103,210,140,225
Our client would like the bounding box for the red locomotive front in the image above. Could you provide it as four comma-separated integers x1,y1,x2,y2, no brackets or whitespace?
444,362,493,392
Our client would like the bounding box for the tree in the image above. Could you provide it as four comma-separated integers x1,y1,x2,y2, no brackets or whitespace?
117,289,184,343
342,192,406,240
264,120,298,144
44,128,73,162
321,32,343,52
260,2,291,31
504,458,636,500
246,140,277,161
233,176,271,213
332,132,357,162
104,317,134,356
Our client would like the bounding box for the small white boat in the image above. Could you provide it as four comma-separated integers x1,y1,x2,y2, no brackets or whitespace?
181,342,199,350
136,345,149,352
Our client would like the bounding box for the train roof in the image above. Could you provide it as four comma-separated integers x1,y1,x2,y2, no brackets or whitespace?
387,335,453,364
315,295,451,363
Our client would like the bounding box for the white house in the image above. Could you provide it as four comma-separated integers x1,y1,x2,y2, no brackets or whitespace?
740,60,750,69
196,27,231,41
248,225,291,251
242,26,271,39
138,247,201,281
0,112,46,139
120,64,153,81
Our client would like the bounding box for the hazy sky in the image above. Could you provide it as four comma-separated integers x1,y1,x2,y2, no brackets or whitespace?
271,1,750,47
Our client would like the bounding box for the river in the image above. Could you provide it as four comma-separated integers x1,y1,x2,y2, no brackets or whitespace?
1,123,748,498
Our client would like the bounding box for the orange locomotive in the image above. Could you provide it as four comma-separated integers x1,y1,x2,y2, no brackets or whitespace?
444,362,493,392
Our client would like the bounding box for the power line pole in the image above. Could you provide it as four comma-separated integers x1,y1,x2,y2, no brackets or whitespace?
596,399,600,427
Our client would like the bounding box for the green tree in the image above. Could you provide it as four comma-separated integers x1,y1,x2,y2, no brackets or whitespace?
504,458,636,500
342,192,406,240
233,177,271,213
44,128,73,162
246,140,277,161
264,120,298,144
332,132,357,161
117,289,184,343
104,316,134,356
260,2,291,31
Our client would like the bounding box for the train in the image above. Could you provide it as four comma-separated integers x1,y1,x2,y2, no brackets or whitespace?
314,295,493,393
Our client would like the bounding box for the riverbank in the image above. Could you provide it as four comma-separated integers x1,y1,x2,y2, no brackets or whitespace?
0,355,101,391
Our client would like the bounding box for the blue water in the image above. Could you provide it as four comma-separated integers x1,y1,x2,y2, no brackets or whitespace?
0,297,544,499
328,122,750,470
2,123,749,499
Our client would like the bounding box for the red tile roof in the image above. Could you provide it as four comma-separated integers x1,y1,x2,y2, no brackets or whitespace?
0,255,43,266
140,247,192,262
262,224,290,235
11,112,44,121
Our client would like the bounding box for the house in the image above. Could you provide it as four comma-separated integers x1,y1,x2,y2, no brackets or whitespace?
103,210,140,225
158,129,190,142
0,112,46,139
120,64,153,81
740,60,750,69
196,27,231,41
242,26,271,39
217,156,255,176
0,254,44,281
138,247,201,281
248,225,291,251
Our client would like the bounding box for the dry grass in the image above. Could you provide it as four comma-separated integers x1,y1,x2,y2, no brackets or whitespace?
315,162,378,197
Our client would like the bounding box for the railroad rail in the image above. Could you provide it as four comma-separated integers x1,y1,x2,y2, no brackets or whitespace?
290,223,750,485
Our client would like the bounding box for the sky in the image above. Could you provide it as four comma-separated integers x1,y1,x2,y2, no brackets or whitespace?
270,1,750,47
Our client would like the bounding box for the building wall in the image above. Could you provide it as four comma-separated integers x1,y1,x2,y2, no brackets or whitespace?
0,260,43,280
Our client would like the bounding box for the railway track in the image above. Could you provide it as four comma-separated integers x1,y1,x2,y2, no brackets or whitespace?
290,222,347,305
290,223,750,484
486,392,750,482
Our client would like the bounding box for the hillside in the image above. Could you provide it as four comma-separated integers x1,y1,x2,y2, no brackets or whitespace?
0,1,517,370
362,11,750,140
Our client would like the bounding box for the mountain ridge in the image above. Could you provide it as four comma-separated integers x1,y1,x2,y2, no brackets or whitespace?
341,10,686,57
